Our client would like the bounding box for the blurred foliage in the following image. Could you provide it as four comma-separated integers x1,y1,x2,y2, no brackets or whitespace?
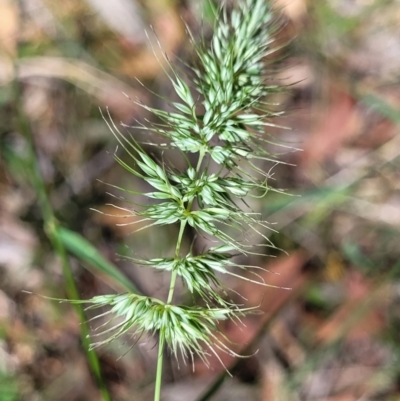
0,371,19,401
1,0,400,400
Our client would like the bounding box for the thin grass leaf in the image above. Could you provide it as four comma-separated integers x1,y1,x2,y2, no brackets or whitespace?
56,226,139,294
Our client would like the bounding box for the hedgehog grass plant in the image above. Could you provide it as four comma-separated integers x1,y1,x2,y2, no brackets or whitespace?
63,1,292,400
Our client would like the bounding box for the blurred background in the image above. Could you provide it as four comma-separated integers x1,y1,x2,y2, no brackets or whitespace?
1,0,400,400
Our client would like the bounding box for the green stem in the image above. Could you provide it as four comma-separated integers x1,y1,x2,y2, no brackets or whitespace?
196,147,206,173
167,220,188,304
154,148,206,399
47,222,111,401
153,333,165,401
13,72,111,401
167,148,206,304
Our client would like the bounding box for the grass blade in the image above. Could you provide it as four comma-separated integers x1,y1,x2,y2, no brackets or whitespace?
56,226,139,293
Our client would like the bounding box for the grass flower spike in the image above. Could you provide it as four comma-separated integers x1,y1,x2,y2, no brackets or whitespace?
65,1,290,400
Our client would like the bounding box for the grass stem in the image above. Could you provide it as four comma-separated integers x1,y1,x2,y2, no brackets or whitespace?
13,73,112,401
156,148,206,396
154,334,165,401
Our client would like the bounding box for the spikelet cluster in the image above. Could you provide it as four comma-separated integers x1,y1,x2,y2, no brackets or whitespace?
73,0,289,371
